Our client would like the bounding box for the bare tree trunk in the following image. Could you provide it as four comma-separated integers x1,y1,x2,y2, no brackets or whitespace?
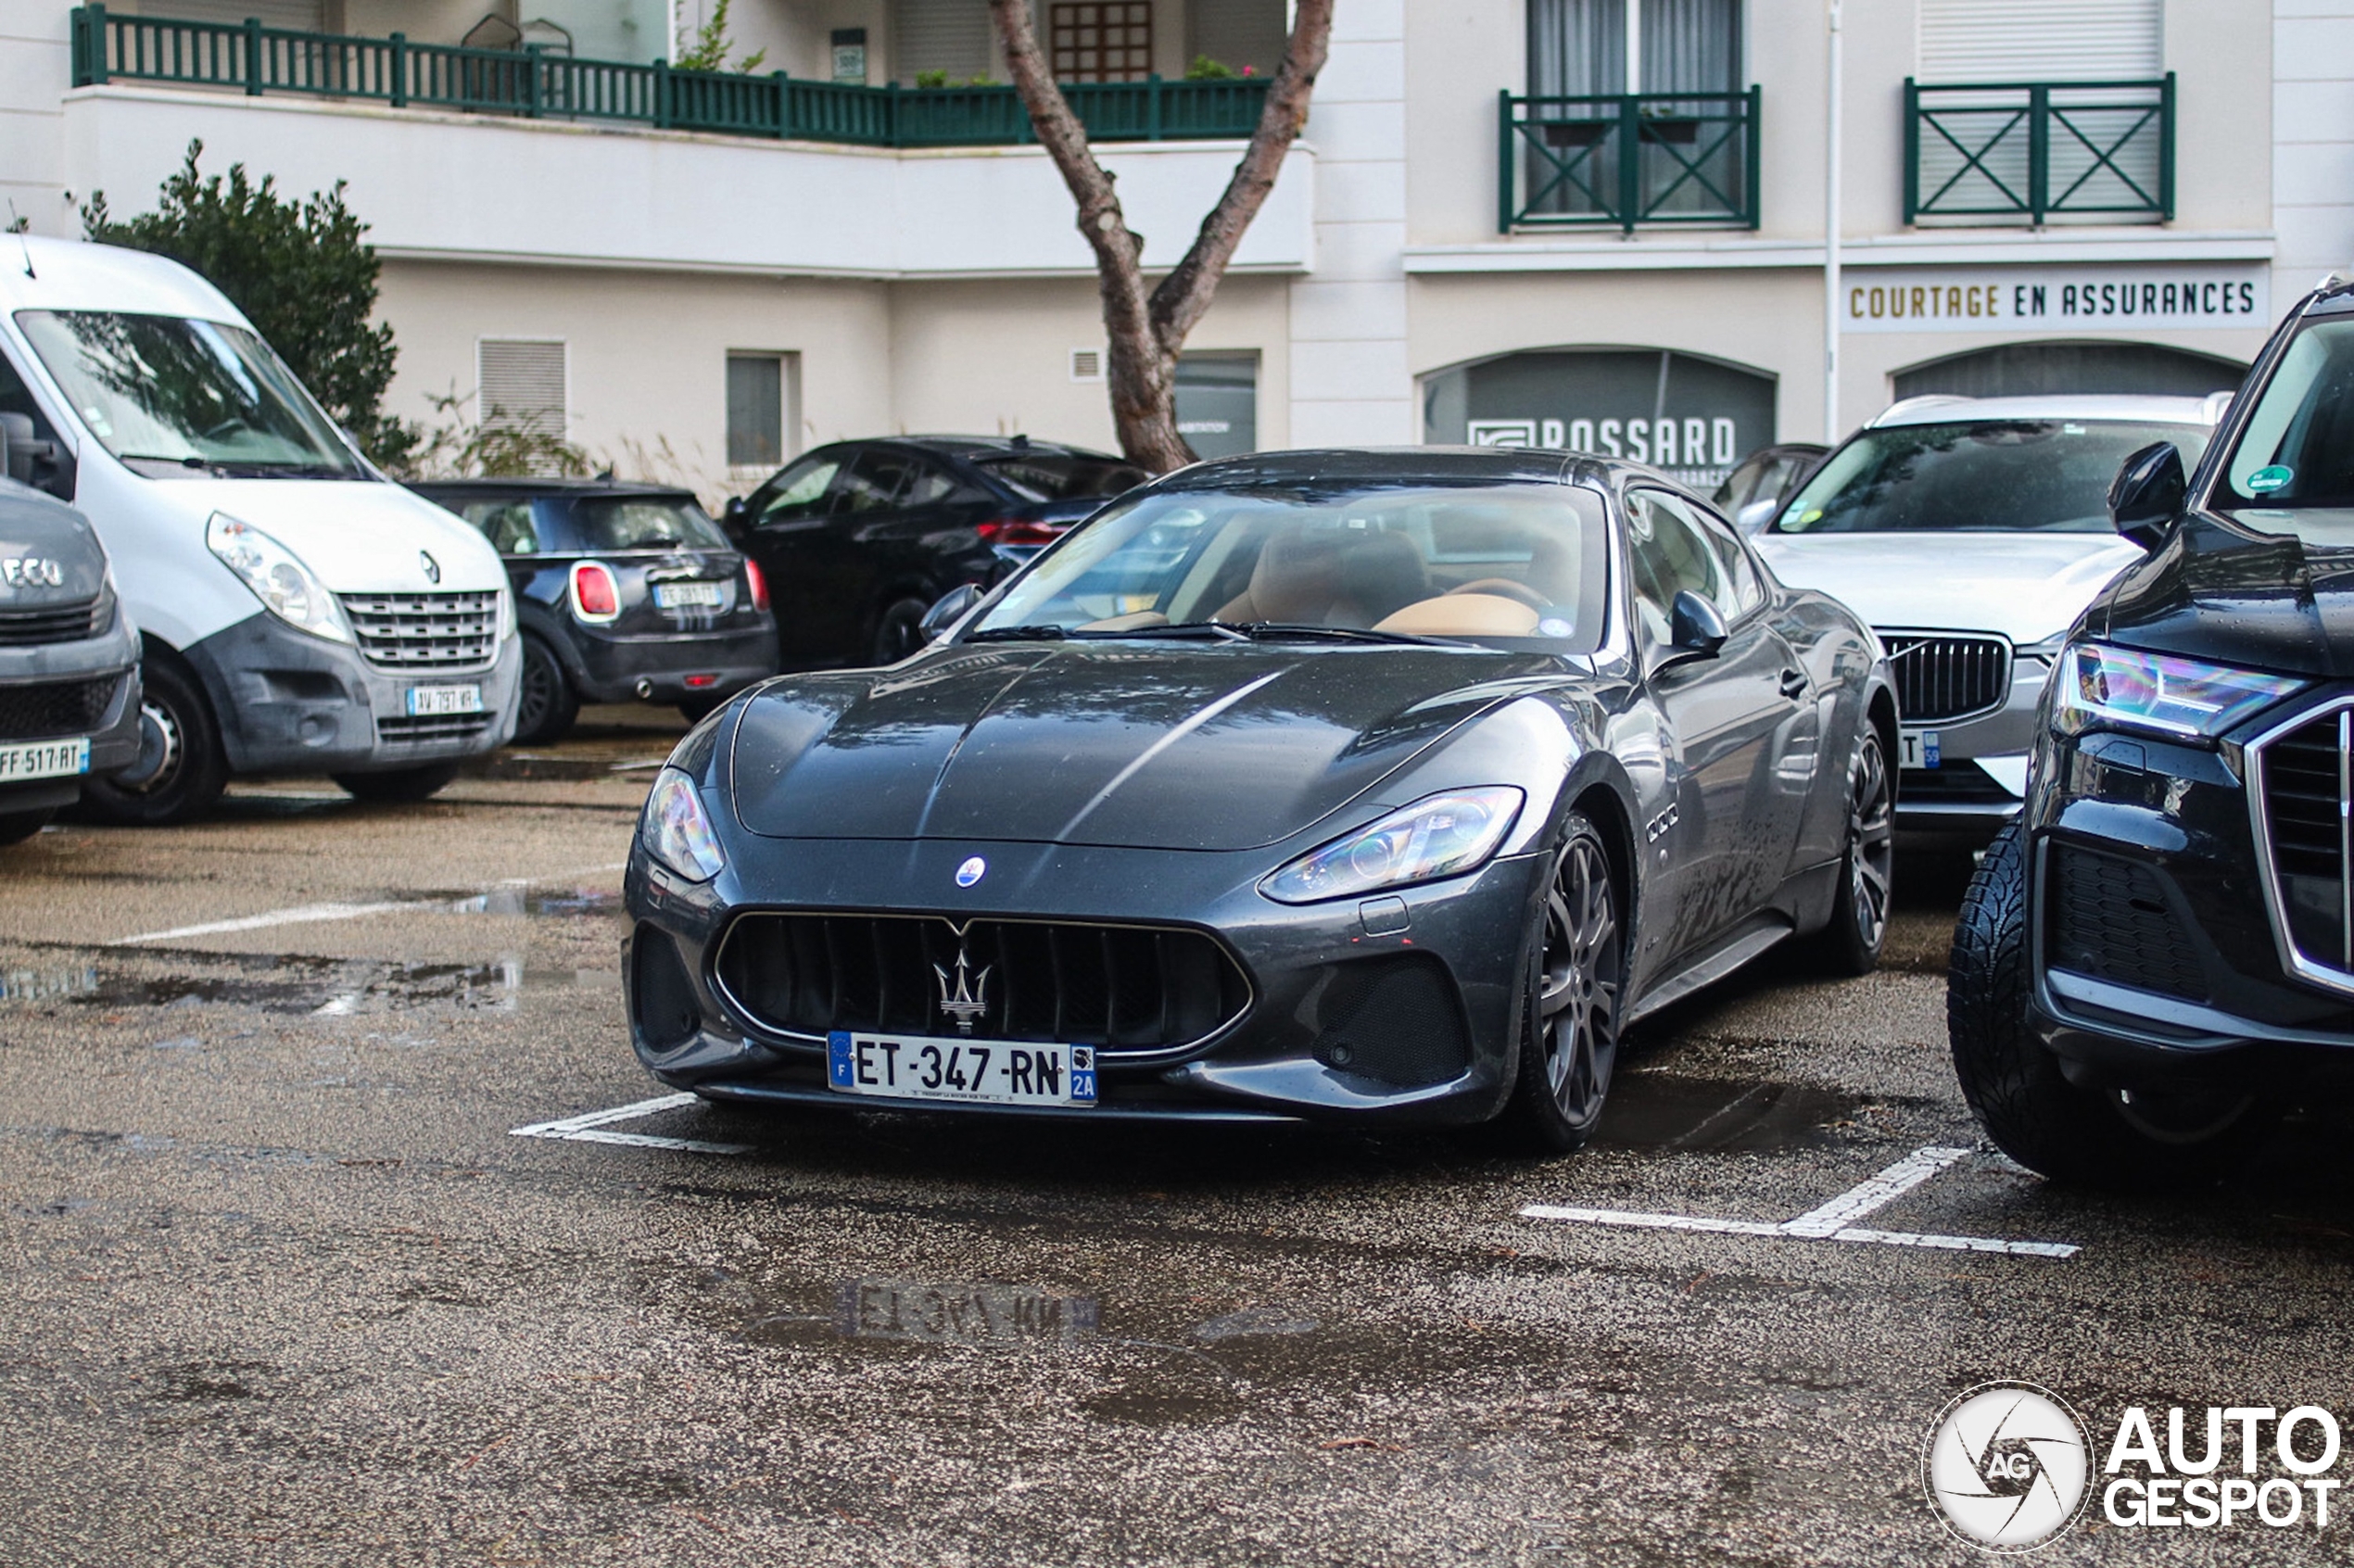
989,0,1333,473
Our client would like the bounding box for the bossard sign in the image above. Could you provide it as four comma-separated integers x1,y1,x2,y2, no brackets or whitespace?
1844,264,2270,335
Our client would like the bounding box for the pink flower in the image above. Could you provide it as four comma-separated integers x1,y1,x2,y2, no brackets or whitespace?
1242,65,1254,77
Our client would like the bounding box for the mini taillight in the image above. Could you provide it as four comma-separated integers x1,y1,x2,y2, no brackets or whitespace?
683,672,719,689
976,519,1065,548
743,558,769,611
571,561,621,622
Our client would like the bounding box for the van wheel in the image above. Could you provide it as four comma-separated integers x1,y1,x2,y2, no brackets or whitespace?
0,808,55,845
871,598,931,664
332,763,462,803
513,634,577,744
81,658,228,828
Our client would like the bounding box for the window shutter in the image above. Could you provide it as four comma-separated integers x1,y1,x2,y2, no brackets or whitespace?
477,339,567,439
151,0,329,29
892,0,998,82
1917,0,2162,82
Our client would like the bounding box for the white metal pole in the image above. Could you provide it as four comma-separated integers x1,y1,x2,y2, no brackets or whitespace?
1823,0,1843,442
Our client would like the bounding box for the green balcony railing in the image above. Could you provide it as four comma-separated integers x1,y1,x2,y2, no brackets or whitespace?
1499,89,1760,235
67,6,1271,147
1905,76,2173,224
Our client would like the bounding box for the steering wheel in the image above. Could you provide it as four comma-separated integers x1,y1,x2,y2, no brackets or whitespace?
1446,578,1550,612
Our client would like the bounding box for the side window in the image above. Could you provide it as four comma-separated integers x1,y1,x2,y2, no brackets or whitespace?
837,449,918,514
757,453,842,525
462,499,539,555
896,459,963,510
1678,497,1766,614
1624,490,1735,649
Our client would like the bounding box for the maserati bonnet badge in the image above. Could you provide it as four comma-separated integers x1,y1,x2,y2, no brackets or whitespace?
955,855,987,888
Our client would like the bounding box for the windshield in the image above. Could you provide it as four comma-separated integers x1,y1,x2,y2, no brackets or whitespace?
571,496,732,551
1772,419,2210,535
972,484,1610,648
2212,315,2354,542
18,310,361,476
978,453,1146,503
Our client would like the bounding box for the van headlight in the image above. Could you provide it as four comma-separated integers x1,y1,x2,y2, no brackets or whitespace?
639,768,726,882
1260,788,1524,904
2053,641,2305,740
207,512,350,643
496,586,516,642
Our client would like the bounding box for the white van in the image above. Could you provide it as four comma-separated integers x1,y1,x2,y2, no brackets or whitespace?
0,237,519,822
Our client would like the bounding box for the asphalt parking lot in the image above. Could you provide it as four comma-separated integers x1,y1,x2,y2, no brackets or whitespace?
5,710,2354,1566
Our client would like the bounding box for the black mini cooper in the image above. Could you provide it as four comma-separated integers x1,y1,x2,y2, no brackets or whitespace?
1952,276,2354,1182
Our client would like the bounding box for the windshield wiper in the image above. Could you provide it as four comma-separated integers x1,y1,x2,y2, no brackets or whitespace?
1070,620,1250,642
1233,622,1466,647
117,452,214,471
965,625,1069,642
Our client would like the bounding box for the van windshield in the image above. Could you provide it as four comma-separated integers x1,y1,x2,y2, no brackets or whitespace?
17,310,363,477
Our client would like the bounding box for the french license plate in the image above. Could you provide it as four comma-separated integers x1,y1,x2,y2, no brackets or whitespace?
828,1031,1097,1108
1901,727,1941,769
653,581,725,610
406,684,483,717
0,736,90,782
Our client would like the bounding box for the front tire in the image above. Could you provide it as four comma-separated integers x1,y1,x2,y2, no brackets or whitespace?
1501,812,1625,1152
1807,726,1893,975
870,597,931,665
0,807,55,845
332,763,462,803
513,633,578,745
1947,822,2272,1185
81,657,228,828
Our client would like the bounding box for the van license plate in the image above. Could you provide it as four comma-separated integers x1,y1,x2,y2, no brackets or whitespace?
0,736,90,782
654,581,725,610
828,1031,1096,1108
406,684,484,717
1901,727,1940,769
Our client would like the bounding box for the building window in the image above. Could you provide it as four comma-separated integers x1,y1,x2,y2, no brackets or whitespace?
893,0,997,83
1051,3,1153,84
1917,0,2161,82
1175,353,1258,462
476,338,566,442
1527,0,1740,96
727,353,793,470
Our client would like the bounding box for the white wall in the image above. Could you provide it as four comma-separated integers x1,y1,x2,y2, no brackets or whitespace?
2274,0,2354,302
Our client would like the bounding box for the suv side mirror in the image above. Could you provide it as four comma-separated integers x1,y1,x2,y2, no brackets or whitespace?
0,411,72,499
719,494,752,541
1667,589,1729,661
1735,497,1777,536
2108,441,2185,550
919,582,980,640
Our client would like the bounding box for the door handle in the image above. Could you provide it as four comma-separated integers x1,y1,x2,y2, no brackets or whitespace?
1778,668,1809,700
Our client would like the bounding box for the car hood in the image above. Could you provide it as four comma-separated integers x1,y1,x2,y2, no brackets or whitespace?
729,642,1563,850
0,485,108,604
135,475,508,594
1755,532,2143,646
2095,512,2354,680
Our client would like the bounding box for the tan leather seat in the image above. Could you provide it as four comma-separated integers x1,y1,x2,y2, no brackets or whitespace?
1375,593,1542,637
1217,527,1429,626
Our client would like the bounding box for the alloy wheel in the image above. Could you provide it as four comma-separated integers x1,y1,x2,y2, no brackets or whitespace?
1845,732,1894,954
122,701,184,796
1539,832,1623,1124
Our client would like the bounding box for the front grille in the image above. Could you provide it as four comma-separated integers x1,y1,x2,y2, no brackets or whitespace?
0,676,115,740
339,592,500,670
1882,632,2011,723
376,713,493,744
2253,705,2353,985
0,598,107,647
1898,766,2017,803
2047,844,2207,1002
714,912,1252,1056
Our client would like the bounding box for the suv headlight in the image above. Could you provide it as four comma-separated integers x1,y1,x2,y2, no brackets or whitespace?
1260,787,1524,904
639,767,725,882
2053,641,2305,740
207,512,350,643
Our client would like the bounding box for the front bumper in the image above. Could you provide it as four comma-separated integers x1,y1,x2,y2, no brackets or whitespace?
185,612,521,776
622,832,1549,1126
0,602,143,813
2025,715,2354,1090
565,623,777,707
1893,651,2054,828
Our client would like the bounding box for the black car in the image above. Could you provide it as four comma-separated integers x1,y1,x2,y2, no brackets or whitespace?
726,436,1145,670
623,449,1897,1146
411,480,777,742
1712,441,1828,530
1951,276,2354,1182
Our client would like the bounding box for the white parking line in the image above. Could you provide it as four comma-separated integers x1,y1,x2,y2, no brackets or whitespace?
111,864,632,945
509,1092,750,1156
1521,1144,2081,1258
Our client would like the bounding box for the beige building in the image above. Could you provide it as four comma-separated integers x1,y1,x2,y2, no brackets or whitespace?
3,0,2344,497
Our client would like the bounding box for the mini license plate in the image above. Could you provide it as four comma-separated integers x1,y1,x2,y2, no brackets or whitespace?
0,736,90,783
406,684,484,717
1900,727,1941,768
653,581,726,610
828,1031,1097,1108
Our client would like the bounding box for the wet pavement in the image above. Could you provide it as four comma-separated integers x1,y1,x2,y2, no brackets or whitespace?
3,707,2351,1564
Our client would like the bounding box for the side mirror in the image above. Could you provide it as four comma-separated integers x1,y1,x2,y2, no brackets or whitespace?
0,412,31,486
2108,441,2185,550
919,582,981,640
1667,589,1729,661
1736,498,1777,536
0,411,71,499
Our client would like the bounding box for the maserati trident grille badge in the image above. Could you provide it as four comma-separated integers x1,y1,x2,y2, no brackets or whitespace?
419,550,441,585
934,947,992,1034
955,855,987,888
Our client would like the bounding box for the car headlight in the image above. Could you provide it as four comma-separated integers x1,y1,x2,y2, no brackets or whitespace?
639,767,725,882
207,512,349,643
1260,787,1525,904
2053,641,2306,740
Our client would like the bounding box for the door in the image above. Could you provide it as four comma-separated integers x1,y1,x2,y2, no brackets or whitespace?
1624,487,1805,960
744,449,852,663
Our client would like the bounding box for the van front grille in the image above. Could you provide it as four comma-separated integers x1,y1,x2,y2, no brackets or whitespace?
339,592,500,670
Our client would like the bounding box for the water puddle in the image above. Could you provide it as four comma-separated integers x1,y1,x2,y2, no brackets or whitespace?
833,1278,1099,1347
0,963,100,1003
0,953,612,1018
438,886,624,918
1593,1074,1880,1153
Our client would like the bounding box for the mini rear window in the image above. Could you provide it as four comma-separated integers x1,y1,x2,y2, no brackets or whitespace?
977,454,1147,502
567,496,731,552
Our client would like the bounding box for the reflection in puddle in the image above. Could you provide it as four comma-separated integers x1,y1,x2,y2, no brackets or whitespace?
1595,1074,1879,1153
0,964,99,1003
441,885,624,918
1194,1307,1319,1342
0,953,612,1017
834,1279,1099,1347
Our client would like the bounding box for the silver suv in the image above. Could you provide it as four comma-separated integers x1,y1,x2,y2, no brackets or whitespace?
1753,392,2229,828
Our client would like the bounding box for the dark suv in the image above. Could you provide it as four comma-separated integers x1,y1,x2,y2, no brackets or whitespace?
411,480,776,742
727,436,1144,668
1951,275,2354,1182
